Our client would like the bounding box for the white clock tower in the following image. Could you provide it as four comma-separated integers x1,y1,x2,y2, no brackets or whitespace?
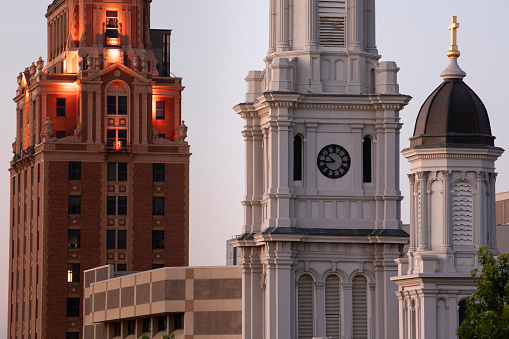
232,1,411,338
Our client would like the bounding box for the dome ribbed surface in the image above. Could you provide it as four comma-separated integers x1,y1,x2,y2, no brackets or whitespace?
411,78,494,148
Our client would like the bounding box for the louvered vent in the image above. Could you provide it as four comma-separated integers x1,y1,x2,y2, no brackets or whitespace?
298,274,314,339
325,275,340,339
352,275,368,339
452,181,473,246
319,0,346,47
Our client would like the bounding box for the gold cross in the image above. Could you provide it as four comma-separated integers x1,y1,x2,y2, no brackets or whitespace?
447,16,460,59
449,16,460,47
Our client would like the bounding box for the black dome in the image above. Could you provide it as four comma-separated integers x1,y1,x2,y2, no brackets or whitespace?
410,78,494,148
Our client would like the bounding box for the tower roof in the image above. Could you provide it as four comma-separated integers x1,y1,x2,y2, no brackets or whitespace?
410,77,494,148
409,16,494,149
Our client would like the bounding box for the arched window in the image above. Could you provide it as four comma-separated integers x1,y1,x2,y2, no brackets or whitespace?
458,299,467,327
325,275,341,339
362,136,372,183
352,275,368,339
294,135,303,181
297,274,314,339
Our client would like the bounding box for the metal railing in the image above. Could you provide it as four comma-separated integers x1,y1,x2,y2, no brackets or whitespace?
105,141,132,152
12,146,35,163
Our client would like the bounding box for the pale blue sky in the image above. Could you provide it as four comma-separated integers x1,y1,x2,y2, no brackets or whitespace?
1,0,508,336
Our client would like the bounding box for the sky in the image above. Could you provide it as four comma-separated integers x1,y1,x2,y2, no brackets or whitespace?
1,0,508,336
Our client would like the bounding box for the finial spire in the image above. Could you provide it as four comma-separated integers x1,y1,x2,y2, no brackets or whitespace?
447,16,460,59
441,16,466,80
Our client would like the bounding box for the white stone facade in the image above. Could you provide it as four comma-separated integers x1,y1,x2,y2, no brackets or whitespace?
233,1,411,338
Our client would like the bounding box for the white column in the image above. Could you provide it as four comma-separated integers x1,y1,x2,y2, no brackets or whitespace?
442,170,452,250
253,127,264,232
306,0,318,49
277,0,290,51
350,123,363,196
489,173,498,251
315,281,326,337
417,171,429,251
365,0,376,52
243,126,254,234
277,116,291,227
348,0,362,50
343,282,353,339
268,120,278,227
305,122,318,195
474,172,484,252
35,96,40,145
269,0,277,53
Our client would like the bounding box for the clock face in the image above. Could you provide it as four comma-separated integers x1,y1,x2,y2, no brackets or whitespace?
317,144,351,179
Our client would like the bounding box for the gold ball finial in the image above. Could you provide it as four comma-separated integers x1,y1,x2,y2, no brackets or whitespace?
447,16,460,59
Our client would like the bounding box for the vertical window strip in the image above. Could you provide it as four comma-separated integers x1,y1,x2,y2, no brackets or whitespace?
352,275,368,339
293,135,303,181
325,275,340,339
362,136,372,183
298,274,314,339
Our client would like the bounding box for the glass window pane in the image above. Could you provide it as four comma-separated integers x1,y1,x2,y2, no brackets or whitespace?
106,230,116,249
68,230,81,249
107,196,116,215
68,196,81,215
153,163,165,182
117,163,128,181
107,162,116,181
118,96,128,115
118,130,127,146
117,196,127,215
152,230,164,249
107,96,117,115
117,230,127,249
57,98,66,117
152,197,165,215
69,162,81,181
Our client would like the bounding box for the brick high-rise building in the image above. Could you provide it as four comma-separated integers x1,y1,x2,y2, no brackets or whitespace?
8,1,190,338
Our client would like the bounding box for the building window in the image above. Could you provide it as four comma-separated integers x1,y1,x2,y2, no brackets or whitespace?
156,101,165,119
106,129,128,149
458,300,467,326
153,163,165,182
298,274,314,338
158,133,165,139
175,313,184,330
117,264,127,272
118,196,127,215
325,275,341,337
107,96,128,115
113,322,121,337
142,318,151,333
153,197,165,215
107,196,127,215
352,275,368,339
107,230,116,249
362,136,372,183
56,131,67,139
68,162,81,181
117,230,127,249
68,196,81,215
158,315,168,331
67,298,79,317
107,196,116,215
162,33,171,76
67,263,80,283
68,230,80,249
107,162,128,182
127,320,136,335
66,333,79,339
152,264,164,269
105,11,120,46
57,98,66,117
152,230,164,249
293,135,303,181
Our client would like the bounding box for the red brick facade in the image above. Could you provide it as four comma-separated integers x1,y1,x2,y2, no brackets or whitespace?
9,1,189,338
